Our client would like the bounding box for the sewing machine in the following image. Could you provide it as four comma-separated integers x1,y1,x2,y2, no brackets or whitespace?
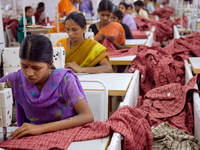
0,83,13,140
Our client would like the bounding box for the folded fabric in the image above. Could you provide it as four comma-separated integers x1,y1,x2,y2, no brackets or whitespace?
0,106,153,150
152,122,200,150
150,6,174,20
131,29,148,39
137,74,198,135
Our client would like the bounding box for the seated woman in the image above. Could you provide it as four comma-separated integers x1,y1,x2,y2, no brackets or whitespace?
48,0,80,33
118,2,137,30
111,10,133,39
0,34,94,139
18,6,33,44
34,2,46,25
56,12,112,74
89,0,126,49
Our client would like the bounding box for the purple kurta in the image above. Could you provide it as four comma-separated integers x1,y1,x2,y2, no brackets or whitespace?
0,68,86,126
122,13,137,30
80,0,92,16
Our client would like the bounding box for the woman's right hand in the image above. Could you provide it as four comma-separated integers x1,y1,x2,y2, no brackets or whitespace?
96,33,107,42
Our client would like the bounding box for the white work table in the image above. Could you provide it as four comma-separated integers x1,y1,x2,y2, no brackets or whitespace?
77,73,134,96
110,55,136,66
189,57,200,74
0,127,110,150
125,39,147,48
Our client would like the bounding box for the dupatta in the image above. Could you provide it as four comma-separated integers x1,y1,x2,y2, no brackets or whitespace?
94,22,126,45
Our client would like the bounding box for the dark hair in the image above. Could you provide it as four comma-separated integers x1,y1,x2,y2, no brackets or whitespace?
25,6,32,13
37,2,44,11
98,0,113,13
119,2,128,10
127,4,133,9
112,10,123,20
134,1,144,7
19,34,53,64
65,12,86,29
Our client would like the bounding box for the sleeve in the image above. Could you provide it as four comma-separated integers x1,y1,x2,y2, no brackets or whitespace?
18,17,24,32
34,12,40,22
63,73,86,107
0,72,16,89
150,5,155,13
89,24,98,35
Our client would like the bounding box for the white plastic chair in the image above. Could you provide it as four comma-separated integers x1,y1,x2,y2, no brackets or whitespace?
5,25,20,47
184,60,200,142
2,47,65,75
45,33,69,46
108,70,140,150
173,25,180,39
79,79,108,121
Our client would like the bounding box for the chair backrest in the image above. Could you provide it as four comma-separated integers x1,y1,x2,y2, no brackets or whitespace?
2,47,65,75
6,25,15,47
184,60,200,142
145,31,154,47
79,79,108,121
45,33,69,46
173,25,180,39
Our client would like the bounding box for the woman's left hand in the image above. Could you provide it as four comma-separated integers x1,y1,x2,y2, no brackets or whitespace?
65,62,83,73
9,123,44,139
107,35,116,43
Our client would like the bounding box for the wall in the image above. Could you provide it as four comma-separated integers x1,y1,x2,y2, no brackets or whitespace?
0,0,4,43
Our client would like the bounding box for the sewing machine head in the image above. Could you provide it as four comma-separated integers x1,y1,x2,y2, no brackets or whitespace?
0,83,13,140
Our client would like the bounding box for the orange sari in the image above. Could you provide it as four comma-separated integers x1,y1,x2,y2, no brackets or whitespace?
48,0,79,33
94,22,126,45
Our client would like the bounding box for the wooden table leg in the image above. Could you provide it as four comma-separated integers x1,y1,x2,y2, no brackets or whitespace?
109,96,112,112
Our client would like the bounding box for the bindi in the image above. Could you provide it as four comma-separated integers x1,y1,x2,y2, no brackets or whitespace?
28,64,31,66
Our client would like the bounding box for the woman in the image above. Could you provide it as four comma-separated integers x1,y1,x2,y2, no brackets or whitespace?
56,12,112,74
89,0,126,49
1,34,93,139
34,2,45,25
79,0,93,17
18,6,33,44
111,10,133,39
118,2,137,30
48,0,80,33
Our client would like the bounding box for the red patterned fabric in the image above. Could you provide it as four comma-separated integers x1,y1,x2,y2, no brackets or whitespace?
137,74,198,135
3,18,19,41
130,29,148,39
0,106,153,150
128,32,200,95
150,6,174,20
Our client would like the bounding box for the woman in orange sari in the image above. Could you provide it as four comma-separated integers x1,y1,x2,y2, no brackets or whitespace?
55,12,112,73
89,0,126,49
48,0,79,33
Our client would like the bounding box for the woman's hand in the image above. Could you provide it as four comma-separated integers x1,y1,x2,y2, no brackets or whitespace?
107,35,116,43
65,62,83,73
9,123,44,139
96,33,107,42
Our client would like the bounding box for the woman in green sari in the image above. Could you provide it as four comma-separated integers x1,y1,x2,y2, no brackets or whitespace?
56,12,112,73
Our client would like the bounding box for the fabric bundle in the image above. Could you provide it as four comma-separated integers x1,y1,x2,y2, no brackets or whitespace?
3,18,19,41
128,32,200,95
137,74,198,135
0,106,153,150
150,6,174,20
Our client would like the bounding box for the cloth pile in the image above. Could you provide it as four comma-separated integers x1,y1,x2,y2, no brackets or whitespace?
127,32,200,95
3,18,19,41
150,6,174,20
152,122,200,149
137,74,198,135
0,106,153,150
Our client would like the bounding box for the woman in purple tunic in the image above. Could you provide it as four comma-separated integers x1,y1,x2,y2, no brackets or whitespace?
0,34,94,139
79,0,93,16
118,2,137,30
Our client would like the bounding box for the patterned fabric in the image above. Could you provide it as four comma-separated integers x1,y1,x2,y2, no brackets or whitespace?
137,74,198,135
128,32,200,95
152,122,200,150
0,68,86,126
0,106,153,150
94,22,126,45
55,38,111,67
